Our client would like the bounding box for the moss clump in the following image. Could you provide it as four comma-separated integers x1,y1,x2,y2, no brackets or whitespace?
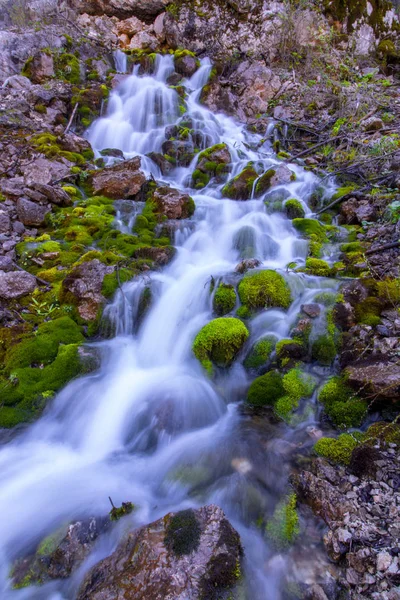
243,336,275,369
246,370,284,407
275,368,316,421
266,493,300,550
193,317,249,374
213,283,236,316
305,258,332,277
164,509,201,556
376,279,400,305
275,338,305,366
311,334,336,365
365,422,400,446
292,218,328,258
55,53,81,84
354,297,382,326
192,169,210,189
318,376,367,429
222,165,258,200
238,270,292,312
110,501,134,521
314,433,363,466
285,199,305,219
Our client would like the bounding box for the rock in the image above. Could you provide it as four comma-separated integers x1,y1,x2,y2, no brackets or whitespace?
12,516,110,588
0,271,37,299
16,198,50,227
147,152,174,175
0,209,11,234
332,300,355,330
153,186,195,220
23,51,55,83
70,0,166,22
174,54,199,77
161,139,194,167
59,132,93,155
363,117,384,132
0,177,25,198
2,75,32,91
302,303,321,318
345,360,400,399
340,198,376,225
0,256,14,272
23,158,71,187
89,157,146,199
29,183,72,207
133,245,175,266
100,148,125,159
77,505,242,600
235,258,261,274
61,259,113,321
377,551,392,572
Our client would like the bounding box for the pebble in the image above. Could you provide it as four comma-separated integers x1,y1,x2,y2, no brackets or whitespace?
377,551,392,571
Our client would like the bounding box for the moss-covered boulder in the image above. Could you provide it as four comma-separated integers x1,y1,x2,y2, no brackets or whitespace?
255,165,296,197
311,333,337,366
314,433,363,466
213,283,236,316
246,370,284,407
318,376,367,429
304,258,333,277
284,199,305,219
274,368,316,422
222,164,258,200
292,218,328,258
192,143,231,189
76,505,242,600
193,317,249,374
243,336,275,369
276,338,307,366
153,186,195,220
238,270,292,312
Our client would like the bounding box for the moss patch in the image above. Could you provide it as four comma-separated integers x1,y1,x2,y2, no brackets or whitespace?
164,509,201,556
266,493,300,550
314,433,363,466
213,283,237,316
193,317,249,374
238,270,292,312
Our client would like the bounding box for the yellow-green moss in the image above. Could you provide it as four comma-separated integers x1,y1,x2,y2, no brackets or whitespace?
193,317,249,374
238,270,292,311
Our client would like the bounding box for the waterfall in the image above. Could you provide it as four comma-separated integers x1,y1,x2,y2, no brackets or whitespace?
0,55,338,599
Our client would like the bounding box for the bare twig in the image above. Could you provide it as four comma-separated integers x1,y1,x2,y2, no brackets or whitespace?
64,102,79,135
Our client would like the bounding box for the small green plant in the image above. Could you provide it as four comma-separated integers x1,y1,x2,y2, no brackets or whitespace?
266,493,300,549
30,297,59,317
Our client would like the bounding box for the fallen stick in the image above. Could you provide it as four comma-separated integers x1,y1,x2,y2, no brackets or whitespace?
64,102,79,135
365,241,400,256
315,186,370,216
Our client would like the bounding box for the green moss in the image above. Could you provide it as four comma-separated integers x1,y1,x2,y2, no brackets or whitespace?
292,218,327,242
285,199,305,219
0,406,26,428
110,501,134,521
365,422,400,445
314,433,363,466
5,317,83,370
376,279,400,305
275,368,316,421
254,169,276,196
314,291,338,307
354,297,382,326
340,241,362,253
55,53,81,84
222,165,258,200
275,338,304,366
192,317,249,374
238,270,292,312
243,336,275,369
102,268,136,298
266,493,300,550
246,370,284,407
318,376,367,428
305,258,332,277
213,283,237,316
164,509,201,556
311,334,336,365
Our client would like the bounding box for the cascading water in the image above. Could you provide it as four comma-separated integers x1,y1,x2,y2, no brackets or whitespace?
0,55,340,599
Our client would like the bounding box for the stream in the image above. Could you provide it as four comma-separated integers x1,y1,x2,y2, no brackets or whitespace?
0,54,341,599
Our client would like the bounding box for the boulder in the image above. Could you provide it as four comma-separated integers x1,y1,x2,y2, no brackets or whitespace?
22,51,55,84
23,158,71,187
235,258,261,274
301,303,321,319
78,505,242,600
0,271,36,299
29,183,72,207
0,256,14,272
58,132,93,155
174,54,199,77
0,209,11,234
147,152,174,176
161,140,195,167
16,198,50,227
70,0,166,22
0,177,25,198
89,157,146,199
345,360,400,400
340,198,377,225
153,186,195,220
61,259,113,321
12,517,110,588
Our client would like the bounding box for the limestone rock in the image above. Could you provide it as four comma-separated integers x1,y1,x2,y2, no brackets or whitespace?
61,259,113,321
153,187,195,220
77,505,242,600
0,271,36,299
16,197,50,227
70,0,166,22
23,158,71,187
89,157,146,199
345,360,400,399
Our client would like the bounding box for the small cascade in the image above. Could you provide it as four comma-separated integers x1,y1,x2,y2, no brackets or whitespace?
0,53,340,600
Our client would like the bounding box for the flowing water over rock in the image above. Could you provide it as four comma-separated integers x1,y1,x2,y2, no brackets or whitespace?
0,55,340,599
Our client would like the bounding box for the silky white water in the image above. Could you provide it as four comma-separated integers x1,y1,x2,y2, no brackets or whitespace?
0,55,338,599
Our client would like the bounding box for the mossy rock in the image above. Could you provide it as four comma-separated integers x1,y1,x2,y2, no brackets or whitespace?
311,334,336,366
314,433,363,466
246,370,284,407
238,270,292,312
354,297,382,326
292,218,328,258
232,226,257,259
285,199,305,219
192,317,249,374
275,338,306,366
254,169,276,196
213,283,237,316
243,336,275,369
304,258,333,277
164,509,201,556
318,376,367,429
266,493,300,550
222,165,258,200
